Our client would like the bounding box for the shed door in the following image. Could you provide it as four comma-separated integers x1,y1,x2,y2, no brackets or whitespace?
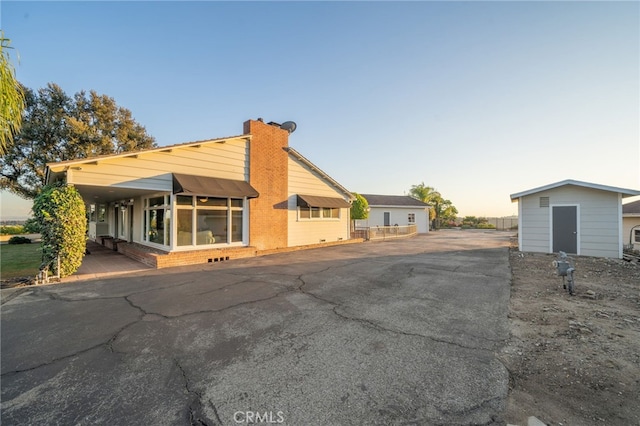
383,212,390,226
552,206,577,254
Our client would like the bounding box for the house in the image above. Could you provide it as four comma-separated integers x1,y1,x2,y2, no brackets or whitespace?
510,179,640,258
45,119,355,268
358,194,430,233
622,198,640,251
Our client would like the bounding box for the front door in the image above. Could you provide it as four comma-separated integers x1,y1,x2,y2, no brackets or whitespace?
552,205,577,254
384,212,390,227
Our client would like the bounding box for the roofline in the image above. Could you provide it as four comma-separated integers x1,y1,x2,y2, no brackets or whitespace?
46,134,251,171
360,194,431,208
510,179,640,200
284,147,355,201
368,204,431,208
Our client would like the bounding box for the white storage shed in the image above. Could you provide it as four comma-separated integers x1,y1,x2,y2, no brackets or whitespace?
510,180,640,258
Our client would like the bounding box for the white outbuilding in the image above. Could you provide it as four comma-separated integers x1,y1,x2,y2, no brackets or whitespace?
359,194,431,234
510,179,640,259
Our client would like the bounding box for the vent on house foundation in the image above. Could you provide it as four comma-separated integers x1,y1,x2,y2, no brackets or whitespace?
540,197,550,207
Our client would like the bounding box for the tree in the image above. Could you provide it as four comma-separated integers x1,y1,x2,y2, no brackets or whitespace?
0,32,25,156
350,193,369,231
409,182,458,229
0,82,156,199
33,182,86,277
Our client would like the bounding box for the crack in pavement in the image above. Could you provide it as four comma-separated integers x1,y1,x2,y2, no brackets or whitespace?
174,357,214,426
295,271,504,353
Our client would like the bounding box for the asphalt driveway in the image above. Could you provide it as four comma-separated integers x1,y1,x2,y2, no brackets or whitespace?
1,230,514,425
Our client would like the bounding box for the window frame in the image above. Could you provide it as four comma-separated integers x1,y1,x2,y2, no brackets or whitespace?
297,206,341,221
174,195,246,249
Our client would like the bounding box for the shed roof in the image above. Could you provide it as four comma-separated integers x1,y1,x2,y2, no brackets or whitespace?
510,179,640,201
623,199,640,215
361,194,430,207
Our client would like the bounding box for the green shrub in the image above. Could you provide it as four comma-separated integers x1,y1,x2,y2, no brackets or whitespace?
33,183,86,277
476,223,496,229
8,236,31,244
350,193,369,220
0,225,24,235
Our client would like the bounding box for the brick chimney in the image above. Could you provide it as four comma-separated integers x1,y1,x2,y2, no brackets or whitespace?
244,119,290,250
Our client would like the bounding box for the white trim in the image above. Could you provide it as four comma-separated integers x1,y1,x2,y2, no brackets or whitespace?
618,193,623,258
549,204,580,255
517,197,523,251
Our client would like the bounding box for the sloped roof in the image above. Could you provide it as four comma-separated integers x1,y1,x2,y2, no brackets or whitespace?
510,179,640,201
361,194,430,207
285,147,354,201
623,199,640,215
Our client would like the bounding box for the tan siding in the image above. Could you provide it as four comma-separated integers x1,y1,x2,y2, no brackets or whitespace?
623,217,640,249
287,157,350,247
67,139,249,190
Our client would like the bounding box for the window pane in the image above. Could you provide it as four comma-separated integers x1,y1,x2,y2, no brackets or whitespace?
165,211,170,246
299,208,310,219
322,208,332,218
148,209,164,244
230,199,243,208
231,211,243,242
177,209,193,246
149,196,164,207
197,197,226,207
330,208,340,218
98,204,106,222
311,207,320,218
196,209,225,244
177,195,193,206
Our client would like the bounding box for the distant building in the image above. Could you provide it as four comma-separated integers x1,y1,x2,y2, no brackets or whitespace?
357,194,430,233
622,199,640,250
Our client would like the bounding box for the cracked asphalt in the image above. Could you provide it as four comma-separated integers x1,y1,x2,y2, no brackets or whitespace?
1,230,513,425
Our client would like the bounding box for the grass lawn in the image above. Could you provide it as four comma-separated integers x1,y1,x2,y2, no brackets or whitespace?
1,243,42,279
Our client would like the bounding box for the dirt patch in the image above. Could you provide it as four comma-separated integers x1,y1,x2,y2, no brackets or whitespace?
502,247,640,426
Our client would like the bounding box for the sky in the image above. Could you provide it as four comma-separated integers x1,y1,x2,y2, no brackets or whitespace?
1,1,639,220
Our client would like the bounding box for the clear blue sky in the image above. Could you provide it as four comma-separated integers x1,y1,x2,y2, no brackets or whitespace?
1,1,639,219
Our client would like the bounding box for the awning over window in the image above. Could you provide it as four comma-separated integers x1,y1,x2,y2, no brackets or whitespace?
297,194,351,208
172,173,259,199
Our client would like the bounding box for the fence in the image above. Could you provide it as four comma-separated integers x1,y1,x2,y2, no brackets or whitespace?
485,217,518,230
353,225,418,241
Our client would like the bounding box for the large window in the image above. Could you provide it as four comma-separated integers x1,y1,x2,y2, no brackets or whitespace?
144,195,170,246
176,196,244,246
